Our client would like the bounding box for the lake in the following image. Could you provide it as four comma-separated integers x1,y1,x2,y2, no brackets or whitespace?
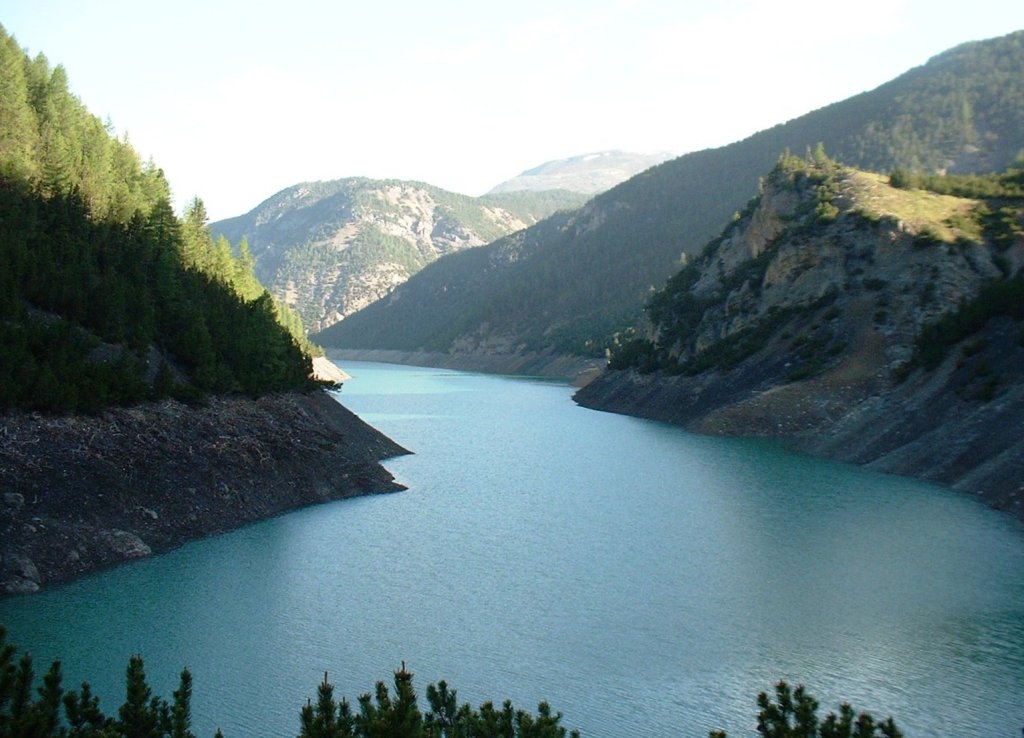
1,361,1022,737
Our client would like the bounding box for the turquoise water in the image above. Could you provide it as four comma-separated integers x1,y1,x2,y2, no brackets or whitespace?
1,362,1022,737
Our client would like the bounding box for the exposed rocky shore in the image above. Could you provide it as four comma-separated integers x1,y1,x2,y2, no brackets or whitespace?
0,390,408,595
575,162,1024,526
575,352,1024,525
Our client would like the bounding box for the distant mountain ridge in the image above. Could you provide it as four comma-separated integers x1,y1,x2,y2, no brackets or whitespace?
210,180,584,333
316,30,1024,357
487,150,675,194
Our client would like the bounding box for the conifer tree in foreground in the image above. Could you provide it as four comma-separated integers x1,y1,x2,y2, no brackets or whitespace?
0,625,903,738
709,681,902,738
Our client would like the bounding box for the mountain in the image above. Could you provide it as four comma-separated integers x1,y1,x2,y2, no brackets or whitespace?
576,154,1024,520
0,24,405,592
487,150,675,194
209,181,585,333
0,25,327,411
316,31,1024,359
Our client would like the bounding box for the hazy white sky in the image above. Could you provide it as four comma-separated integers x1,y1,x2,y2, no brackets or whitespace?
4,1,1024,220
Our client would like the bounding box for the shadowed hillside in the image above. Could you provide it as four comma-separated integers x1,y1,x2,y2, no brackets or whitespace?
576,153,1024,520
317,31,1024,358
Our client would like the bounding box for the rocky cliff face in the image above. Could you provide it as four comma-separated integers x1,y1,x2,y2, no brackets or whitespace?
210,179,583,334
576,158,1024,521
0,391,408,594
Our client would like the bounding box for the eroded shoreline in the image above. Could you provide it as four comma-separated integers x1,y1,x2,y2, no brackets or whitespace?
0,390,408,595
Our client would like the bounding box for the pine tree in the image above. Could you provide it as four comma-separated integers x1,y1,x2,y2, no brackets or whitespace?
181,197,211,269
36,65,81,198
0,26,40,181
710,681,902,738
147,196,183,251
118,655,162,738
211,235,235,282
471,700,516,738
170,668,195,738
424,681,459,738
299,672,353,738
233,238,262,299
9,652,34,730
354,664,423,738
63,681,111,737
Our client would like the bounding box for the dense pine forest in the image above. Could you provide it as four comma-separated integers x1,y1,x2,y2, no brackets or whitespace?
0,24,319,413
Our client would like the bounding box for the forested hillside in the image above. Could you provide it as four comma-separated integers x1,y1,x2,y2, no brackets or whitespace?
0,24,318,413
318,30,1024,357
210,180,584,333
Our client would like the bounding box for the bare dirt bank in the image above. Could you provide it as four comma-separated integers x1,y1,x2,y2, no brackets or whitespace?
575,358,1024,526
0,390,408,595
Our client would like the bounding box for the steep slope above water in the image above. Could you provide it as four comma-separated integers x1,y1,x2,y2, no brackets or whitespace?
576,157,1024,521
0,390,408,594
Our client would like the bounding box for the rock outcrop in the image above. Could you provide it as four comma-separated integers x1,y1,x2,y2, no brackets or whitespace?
0,391,408,594
210,179,584,334
576,158,1024,522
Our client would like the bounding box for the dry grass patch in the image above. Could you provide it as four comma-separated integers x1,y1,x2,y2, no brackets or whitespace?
842,170,983,243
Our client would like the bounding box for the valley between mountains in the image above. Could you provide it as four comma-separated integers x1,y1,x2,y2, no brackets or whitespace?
4,28,1024,596
299,32,1024,523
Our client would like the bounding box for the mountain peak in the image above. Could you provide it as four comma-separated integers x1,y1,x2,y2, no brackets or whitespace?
488,150,675,195
210,179,585,333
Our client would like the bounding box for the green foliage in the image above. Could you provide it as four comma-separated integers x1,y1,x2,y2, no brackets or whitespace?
0,624,194,738
888,167,1024,198
607,153,844,375
0,182,318,413
710,681,902,738
436,188,585,245
609,147,1024,378
299,672,354,738
179,198,323,358
607,336,657,371
887,168,913,190
0,629,581,738
979,203,1023,250
910,271,1024,371
0,25,170,220
479,189,588,217
297,663,587,738
0,27,321,413
209,179,585,335
0,627,911,738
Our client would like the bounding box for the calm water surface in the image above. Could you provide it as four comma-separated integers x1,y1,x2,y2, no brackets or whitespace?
1,362,1022,737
